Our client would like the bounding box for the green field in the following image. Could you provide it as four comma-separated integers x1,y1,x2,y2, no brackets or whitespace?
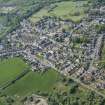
3,70,60,96
30,1,89,23
0,57,60,104
97,41,105,69
0,0,42,37
0,57,104,105
0,57,27,85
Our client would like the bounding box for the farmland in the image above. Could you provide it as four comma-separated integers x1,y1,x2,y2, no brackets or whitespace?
30,1,89,23
3,70,60,96
0,57,28,85
0,57,61,105
0,0,70,38
1,0,105,105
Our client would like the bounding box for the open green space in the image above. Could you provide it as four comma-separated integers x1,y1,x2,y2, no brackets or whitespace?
3,70,60,96
0,56,104,105
0,57,28,85
0,0,90,38
30,1,89,23
94,38,105,69
1,76,105,105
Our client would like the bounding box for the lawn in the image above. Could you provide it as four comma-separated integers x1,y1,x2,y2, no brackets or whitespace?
3,70,60,96
30,1,89,23
0,57,28,86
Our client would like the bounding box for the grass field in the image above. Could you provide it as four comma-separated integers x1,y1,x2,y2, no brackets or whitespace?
0,57,60,104
0,57,28,85
3,70,60,96
30,1,89,23
0,0,41,38
0,57,103,105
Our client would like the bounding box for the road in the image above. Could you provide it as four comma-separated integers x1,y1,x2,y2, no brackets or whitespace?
38,54,105,98
71,76,105,98
35,33,105,98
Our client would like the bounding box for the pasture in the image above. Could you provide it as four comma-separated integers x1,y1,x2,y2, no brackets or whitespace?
0,57,28,85
3,70,60,96
30,1,89,23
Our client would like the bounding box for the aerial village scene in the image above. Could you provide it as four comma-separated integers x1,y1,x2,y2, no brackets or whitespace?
0,0,105,105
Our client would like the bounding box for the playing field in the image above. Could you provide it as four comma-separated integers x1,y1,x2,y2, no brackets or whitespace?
3,70,60,96
0,57,28,86
30,1,89,22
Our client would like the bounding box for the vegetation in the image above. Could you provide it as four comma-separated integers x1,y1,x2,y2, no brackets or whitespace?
95,24,105,34
0,0,69,38
73,36,89,44
97,42,105,69
0,57,27,85
3,70,60,96
1,73,105,105
93,0,105,6
47,78,105,105
0,0,105,105
30,1,89,23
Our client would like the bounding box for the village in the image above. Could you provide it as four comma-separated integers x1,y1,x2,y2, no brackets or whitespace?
0,4,105,94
